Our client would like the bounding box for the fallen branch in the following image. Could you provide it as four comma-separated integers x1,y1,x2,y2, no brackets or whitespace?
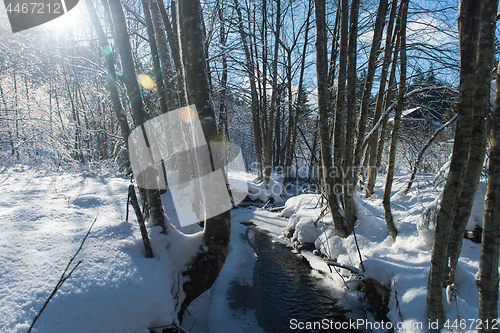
128,184,154,258
27,214,99,333
327,261,363,276
148,323,190,333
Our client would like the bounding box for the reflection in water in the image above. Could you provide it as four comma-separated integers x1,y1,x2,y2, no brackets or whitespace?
227,223,359,333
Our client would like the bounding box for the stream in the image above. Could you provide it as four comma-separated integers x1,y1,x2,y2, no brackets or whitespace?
226,222,359,333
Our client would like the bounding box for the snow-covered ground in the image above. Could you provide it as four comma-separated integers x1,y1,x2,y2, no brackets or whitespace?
0,166,495,333
274,174,493,332
0,166,191,333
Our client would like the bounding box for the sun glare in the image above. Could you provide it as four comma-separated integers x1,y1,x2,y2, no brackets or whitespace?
42,0,88,35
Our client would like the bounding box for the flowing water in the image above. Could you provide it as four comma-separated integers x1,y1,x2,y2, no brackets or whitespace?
227,222,360,333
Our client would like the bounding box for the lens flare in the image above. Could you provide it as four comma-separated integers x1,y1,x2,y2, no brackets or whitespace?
137,74,157,91
102,45,112,56
178,106,197,124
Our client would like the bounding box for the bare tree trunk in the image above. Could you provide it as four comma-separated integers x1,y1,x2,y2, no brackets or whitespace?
218,1,229,140
260,0,270,186
285,0,312,183
343,0,360,224
106,0,167,230
234,0,263,181
333,0,348,189
375,29,400,173
427,0,480,323
446,0,497,272
382,0,408,241
141,0,169,115
353,0,388,171
365,0,398,197
315,0,350,238
84,0,131,155
477,56,500,333
157,0,187,105
176,0,231,320
274,89,282,167
327,6,340,111
284,49,293,175
148,0,178,110
262,0,281,188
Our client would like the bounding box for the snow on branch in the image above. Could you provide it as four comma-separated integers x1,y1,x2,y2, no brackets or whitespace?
326,261,363,276
362,86,459,150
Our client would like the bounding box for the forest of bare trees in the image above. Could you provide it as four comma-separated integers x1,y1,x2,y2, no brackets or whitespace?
1,0,500,330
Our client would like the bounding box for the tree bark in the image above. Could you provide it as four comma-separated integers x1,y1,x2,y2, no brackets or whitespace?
343,0,360,225
477,56,500,333
427,0,480,323
148,0,178,111
157,0,187,105
141,0,169,114
333,0,348,190
446,0,497,272
218,1,229,140
365,0,398,197
106,0,167,230
353,0,388,173
234,0,263,181
375,28,400,174
263,0,281,188
176,0,231,320
285,0,312,183
315,0,350,238
382,0,408,241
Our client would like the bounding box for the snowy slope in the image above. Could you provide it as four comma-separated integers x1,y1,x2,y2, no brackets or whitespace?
0,167,185,333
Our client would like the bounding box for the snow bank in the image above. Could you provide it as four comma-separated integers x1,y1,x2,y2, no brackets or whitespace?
276,174,496,332
279,194,322,244
0,167,201,333
246,173,285,203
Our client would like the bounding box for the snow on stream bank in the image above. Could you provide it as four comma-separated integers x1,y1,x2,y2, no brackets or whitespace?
271,175,494,332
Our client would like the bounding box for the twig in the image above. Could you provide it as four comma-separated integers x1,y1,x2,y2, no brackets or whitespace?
262,198,272,209
128,184,154,258
328,263,350,289
27,215,99,333
148,323,190,333
327,261,363,276
188,317,198,331
126,185,130,222
332,210,366,272
405,113,458,193
393,274,403,321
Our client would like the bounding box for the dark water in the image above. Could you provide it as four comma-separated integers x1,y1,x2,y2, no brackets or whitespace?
227,223,360,333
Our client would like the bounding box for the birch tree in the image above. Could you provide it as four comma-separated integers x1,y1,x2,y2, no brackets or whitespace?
477,56,500,333
427,0,484,322
315,0,350,238
382,0,408,241
176,0,232,319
